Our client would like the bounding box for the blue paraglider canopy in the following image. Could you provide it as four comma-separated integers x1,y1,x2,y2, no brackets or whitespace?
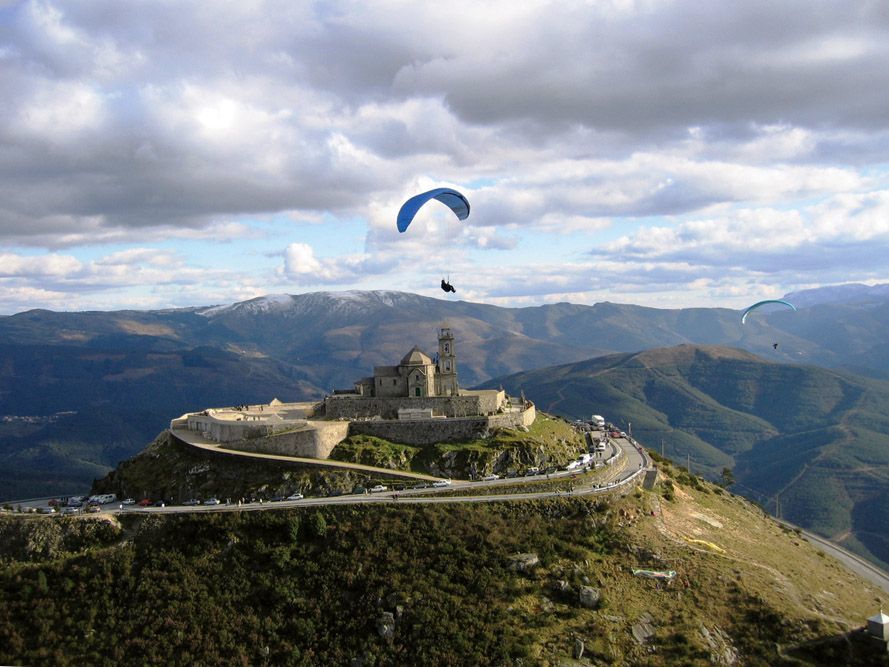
740,299,797,324
396,188,470,233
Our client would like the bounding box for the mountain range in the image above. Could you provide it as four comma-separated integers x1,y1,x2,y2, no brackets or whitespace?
2,285,889,566
481,344,889,568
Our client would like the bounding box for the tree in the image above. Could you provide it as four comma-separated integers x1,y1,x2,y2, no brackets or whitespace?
306,512,327,539
720,467,735,488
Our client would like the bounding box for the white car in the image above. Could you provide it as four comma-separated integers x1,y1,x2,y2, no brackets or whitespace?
203,498,221,505
286,493,304,501
369,485,388,493
121,498,135,505
482,474,500,481
432,480,452,487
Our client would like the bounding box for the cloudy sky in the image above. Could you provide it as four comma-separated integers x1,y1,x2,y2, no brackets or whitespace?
2,0,889,314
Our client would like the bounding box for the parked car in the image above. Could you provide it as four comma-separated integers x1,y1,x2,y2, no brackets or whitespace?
432,480,452,487
369,485,388,493
352,486,367,494
181,498,201,506
61,507,80,515
203,498,221,505
85,505,101,513
121,498,135,505
286,493,304,501
482,474,500,481
270,496,285,502
137,498,153,507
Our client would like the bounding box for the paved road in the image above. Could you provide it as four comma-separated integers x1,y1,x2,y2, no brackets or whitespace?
6,435,647,516
169,428,445,483
776,519,889,595
12,434,888,596
110,435,645,515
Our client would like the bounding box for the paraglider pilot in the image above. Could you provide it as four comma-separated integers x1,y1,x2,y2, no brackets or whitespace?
441,278,456,293
773,343,779,350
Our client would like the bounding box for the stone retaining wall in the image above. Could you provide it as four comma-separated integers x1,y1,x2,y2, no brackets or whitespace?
221,421,350,459
349,404,534,446
324,390,504,420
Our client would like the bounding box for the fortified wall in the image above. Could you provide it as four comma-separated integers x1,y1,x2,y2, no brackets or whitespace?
171,329,536,459
350,402,536,445
170,410,348,459
323,390,504,420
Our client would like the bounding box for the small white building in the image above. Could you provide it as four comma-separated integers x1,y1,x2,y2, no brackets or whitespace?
867,610,889,642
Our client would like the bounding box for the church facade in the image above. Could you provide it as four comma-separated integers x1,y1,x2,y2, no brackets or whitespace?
353,327,459,398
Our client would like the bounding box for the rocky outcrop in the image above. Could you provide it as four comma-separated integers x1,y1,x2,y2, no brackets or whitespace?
573,638,585,659
700,624,738,665
376,611,395,640
631,612,656,645
508,552,540,573
577,586,601,609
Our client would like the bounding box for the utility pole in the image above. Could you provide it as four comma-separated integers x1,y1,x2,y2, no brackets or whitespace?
687,452,691,474
661,439,665,458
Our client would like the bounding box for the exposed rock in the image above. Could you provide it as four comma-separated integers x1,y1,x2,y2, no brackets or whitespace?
578,586,601,609
509,552,540,572
549,579,572,595
631,612,656,645
573,638,585,659
699,624,738,665
376,611,395,639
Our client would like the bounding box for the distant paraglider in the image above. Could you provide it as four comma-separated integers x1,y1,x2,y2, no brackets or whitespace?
740,299,797,324
440,278,456,293
396,188,470,233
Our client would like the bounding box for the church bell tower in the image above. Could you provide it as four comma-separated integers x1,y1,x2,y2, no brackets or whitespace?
436,326,458,396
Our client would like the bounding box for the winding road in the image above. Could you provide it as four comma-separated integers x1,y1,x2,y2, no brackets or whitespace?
13,431,885,595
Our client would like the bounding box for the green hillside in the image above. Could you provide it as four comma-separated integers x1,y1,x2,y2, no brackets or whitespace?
485,344,889,569
1,469,886,665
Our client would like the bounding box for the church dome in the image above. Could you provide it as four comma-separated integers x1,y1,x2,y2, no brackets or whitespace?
400,346,432,366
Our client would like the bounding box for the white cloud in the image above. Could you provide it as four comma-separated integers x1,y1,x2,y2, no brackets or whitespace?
2,0,889,311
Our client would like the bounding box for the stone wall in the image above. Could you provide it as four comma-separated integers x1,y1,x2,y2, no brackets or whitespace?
171,395,531,453
488,402,536,429
222,421,350,459
326,395,478,420
350,416,492,445
349,402,534,446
